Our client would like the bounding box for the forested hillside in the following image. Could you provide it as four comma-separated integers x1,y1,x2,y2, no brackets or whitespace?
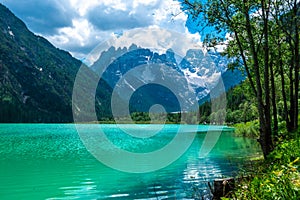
182,0,299,157
0,4,112,122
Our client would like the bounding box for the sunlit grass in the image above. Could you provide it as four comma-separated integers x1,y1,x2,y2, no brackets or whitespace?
232,135,300,199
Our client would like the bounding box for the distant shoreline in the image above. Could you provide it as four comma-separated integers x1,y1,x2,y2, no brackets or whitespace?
0,121,233,126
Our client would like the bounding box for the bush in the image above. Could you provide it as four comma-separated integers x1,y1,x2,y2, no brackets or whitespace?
233,137,300,199
233,120,259,138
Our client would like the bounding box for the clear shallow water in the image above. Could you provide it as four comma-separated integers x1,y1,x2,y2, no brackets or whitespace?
0,124,261,199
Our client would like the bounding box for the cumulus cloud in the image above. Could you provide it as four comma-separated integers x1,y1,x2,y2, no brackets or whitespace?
1,0,202,61
85,26,202,65
47,18,112,59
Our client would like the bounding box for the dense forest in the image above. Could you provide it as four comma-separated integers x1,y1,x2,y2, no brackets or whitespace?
180,0,299,198
126,81,256,125
182,0,299,158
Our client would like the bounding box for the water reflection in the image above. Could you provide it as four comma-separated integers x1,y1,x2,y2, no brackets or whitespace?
0,124,261,200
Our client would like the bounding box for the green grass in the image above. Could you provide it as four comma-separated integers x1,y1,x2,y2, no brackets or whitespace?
230,126,300,199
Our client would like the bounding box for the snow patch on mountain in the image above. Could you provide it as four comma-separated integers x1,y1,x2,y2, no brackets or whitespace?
91,44,244,108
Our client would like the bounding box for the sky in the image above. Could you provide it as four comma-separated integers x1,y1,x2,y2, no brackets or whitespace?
0,0,203,62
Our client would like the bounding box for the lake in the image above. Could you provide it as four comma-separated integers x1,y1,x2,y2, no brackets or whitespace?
0,124,261,199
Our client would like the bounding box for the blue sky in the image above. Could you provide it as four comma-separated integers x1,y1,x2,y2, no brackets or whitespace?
1,0,203,60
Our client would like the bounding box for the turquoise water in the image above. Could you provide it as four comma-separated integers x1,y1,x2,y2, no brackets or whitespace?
0,124,261,199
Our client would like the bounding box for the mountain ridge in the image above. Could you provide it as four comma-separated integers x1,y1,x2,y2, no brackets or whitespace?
0,4,112,122
91,44,245,112
0,4,244,122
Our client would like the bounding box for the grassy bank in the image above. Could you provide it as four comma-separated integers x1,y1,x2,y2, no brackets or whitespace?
231,136,300,199
224,117,300,199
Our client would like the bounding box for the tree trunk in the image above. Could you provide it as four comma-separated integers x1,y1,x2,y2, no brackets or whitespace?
244,2,272,157
278,47,290,131
270,58,278,136
212,178,235,199
261,0,273,152
292,0,299,131
289,51,295,132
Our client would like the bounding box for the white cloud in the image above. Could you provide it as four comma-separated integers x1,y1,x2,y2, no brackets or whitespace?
49,19,91,46
4,0,202,61
86,26,202,65
111,26,180,51
132,0,158,8
211,33,234,53
46,18,112,59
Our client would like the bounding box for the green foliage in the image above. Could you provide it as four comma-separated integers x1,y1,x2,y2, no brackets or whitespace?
233,137,300,199
182,0,299,157
198,80,258,124
233,120,260,138
112,112,182,124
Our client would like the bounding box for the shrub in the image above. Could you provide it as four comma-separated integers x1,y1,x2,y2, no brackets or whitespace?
233,120,259,138
233,137,300,199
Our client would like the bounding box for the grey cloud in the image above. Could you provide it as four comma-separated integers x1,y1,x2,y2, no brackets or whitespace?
62,41,100,57
0,0,182,60
1,0,75,34
87,5,153,31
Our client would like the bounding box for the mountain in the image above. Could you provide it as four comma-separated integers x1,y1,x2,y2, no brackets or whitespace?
0,4,244,122
91,45,245,112
0,4,112,123
92,45,190,113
